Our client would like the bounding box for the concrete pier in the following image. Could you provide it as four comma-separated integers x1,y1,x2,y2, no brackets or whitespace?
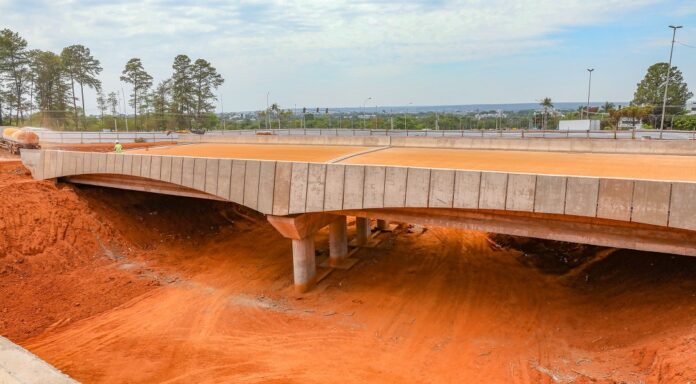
329,216,348,265
377,219,390,231
356,217,371,246
292,237,316,293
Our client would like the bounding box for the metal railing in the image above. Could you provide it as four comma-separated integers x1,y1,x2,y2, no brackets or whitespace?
204,128,696,140
37,131,178,144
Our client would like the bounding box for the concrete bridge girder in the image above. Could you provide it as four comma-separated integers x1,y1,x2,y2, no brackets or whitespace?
19,148,696,292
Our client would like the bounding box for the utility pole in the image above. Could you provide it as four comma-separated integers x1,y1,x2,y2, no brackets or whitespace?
219,94,225,131
586,68,594,120
660,25,682,131
121,87,129,132
266,91,270,130
362,97,372,129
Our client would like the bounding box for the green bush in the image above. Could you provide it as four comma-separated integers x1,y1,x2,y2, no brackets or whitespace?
673,115,696,131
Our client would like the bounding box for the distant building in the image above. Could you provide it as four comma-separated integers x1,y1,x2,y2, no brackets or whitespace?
686,100,696,115
618,117,642,130
558,120,600,131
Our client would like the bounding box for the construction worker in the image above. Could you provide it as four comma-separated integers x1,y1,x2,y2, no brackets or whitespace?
114,140,123,153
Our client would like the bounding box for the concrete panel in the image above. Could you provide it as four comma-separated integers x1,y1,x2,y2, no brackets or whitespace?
478,172,508,210
159,156,172,182
453,171,481,209
405,168,431,207
62,152,75,176
564,177,599,217
149,156,162,180
181,157,194,187
97,153,107,174
506,174,536,212
112,153,123,175
170,157,183,184
204,158,219,195
106,153,116,173
244,160,261,210
596,179,634,221
273,162,292,215
306,163,327,212
257,161,276,214
363,166,386,209
324,164,345,211
343,165,365,210
193,158,207,191
42,151,52,179
74,152,85,175
130,155,142,177
383,167,408,208
140,155,151,178
122,155,133,177
429,169,455,208
91,152,102,174
668,183,696,231
289,162,309,214
631,181,670,226
55,152,65,177
216,159,232,200
230,160,246,203
534,175,567,214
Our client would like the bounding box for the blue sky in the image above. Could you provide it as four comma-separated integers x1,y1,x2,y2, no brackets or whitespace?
1,0,695,113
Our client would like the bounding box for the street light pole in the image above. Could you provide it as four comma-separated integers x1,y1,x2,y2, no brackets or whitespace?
266,91,270,130
404,102,412,130
219,94,225,131
660,25,682,131
362,97,372,129
586,68,594,120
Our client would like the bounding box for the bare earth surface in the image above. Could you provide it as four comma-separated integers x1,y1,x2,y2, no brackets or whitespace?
42,141,178,152
131,143,696,181
1,156,695,383
132,143,372,162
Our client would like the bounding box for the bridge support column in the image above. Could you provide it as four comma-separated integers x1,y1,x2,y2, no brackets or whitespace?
292,237,316,293
329,216,348,266
267,213,338,293
355,217,371,246
376,219,390,231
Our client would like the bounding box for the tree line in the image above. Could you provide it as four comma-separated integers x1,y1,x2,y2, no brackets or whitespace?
0,28,224,131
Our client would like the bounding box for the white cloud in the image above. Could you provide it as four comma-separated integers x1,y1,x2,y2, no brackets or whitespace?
0,0,668,111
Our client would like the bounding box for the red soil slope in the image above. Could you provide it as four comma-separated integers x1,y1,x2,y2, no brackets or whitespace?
0,160,694,383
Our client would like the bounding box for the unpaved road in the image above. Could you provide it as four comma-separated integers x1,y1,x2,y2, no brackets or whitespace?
1,161,695,383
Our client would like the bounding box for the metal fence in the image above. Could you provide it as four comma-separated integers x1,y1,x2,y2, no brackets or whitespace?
204,128,696,140
37,131,178,144
35,128,696,143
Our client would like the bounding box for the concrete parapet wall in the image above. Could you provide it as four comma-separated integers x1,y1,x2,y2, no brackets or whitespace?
33,149,696,235
180,134,696,155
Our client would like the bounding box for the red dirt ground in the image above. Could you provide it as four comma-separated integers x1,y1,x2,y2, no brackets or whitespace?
41,141,177,152
1,158,695,383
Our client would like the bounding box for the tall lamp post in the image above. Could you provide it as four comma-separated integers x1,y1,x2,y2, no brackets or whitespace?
660,25,682,131
362,97,372,129
265,91,270,130
585,68,594,120
404,102,412,130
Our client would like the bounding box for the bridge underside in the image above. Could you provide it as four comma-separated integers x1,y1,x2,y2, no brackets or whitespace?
62,173,696,293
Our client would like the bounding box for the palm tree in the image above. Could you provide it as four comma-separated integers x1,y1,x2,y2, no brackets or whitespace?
601,101,615,113
540,97,553,129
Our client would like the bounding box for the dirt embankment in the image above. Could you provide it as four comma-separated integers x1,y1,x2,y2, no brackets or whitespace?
0,160,695,383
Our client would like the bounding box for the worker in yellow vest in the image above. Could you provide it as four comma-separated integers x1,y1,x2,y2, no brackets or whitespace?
114,140,123,153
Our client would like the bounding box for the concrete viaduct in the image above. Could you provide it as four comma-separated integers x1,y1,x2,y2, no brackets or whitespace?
20,135,696,292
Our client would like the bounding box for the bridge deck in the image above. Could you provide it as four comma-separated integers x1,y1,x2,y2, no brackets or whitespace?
135,143,696,182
